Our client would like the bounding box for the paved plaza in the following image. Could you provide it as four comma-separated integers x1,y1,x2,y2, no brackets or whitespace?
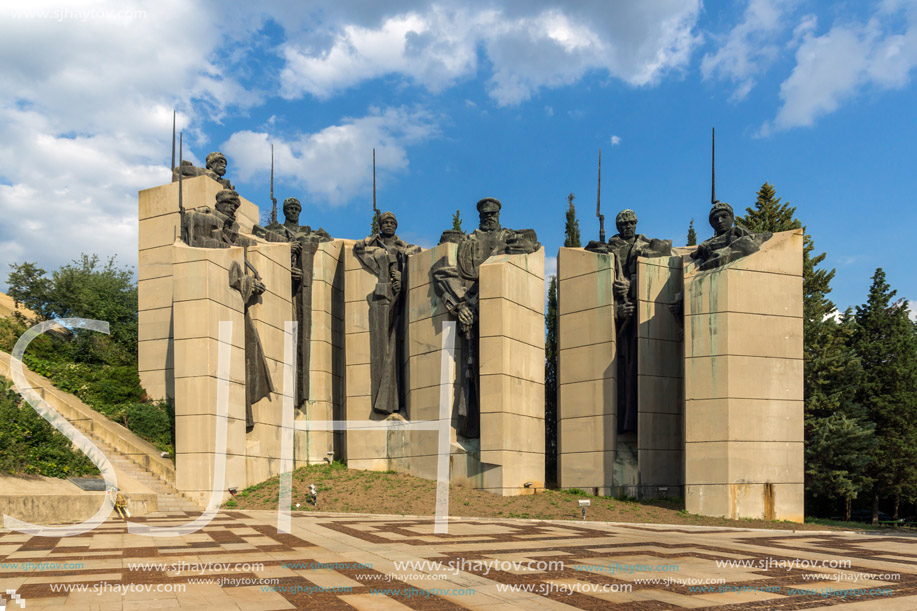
1,511,915,610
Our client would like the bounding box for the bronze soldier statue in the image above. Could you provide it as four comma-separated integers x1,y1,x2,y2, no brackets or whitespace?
598,209,674,434
353,212,421,414
252,197,331,408
172,151,235,190
180,189,274,431
433,197,540,438
690,201,771,271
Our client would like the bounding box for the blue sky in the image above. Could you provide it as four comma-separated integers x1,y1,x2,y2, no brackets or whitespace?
1,0,916,313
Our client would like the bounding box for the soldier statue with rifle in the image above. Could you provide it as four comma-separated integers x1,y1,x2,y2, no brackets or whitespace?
585,149,674,434
353,149,421,414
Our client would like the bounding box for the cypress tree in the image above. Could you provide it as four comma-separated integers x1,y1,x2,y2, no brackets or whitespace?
687,219,697,246
564,193,581,247
451,209,463,232
370,214,379,235
544,275,558,486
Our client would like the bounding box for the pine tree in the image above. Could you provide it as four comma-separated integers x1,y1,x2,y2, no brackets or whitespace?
737,183,867,515
852,269,917,522
737,182,801,233
451,209,463,232
806,412,876,520
564,193,581,247
687,219,697,246
544,275,558,486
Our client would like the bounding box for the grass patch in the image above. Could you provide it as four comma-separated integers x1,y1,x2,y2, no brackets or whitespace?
219,462,848,531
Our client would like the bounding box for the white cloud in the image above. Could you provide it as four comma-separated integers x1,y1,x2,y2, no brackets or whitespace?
761,1,917,134
610,135,622,146
701,0,795,101
222,107,439,205
278,2,702,106
0,0,265,287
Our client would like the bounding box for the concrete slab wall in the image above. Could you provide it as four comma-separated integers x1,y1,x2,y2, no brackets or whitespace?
684,229,804,522
636,255,685,499
294,240,345,468
170,242,247,507
478,248,545,495
556,248,617,494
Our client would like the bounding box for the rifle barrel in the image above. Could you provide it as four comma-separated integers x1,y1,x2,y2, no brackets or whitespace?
270,143,277,224
171,110,175,173
711,127,716,204
178,132,184,213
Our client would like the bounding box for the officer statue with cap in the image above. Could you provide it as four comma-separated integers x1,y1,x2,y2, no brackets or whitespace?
353,211,421,414
433,197,540,438
690,201,771,272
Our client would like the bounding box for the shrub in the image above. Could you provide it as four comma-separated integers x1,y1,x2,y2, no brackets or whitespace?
0,377,98,478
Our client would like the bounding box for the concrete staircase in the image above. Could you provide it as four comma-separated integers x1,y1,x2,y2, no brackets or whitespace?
90,437,201,513
0,350,202,514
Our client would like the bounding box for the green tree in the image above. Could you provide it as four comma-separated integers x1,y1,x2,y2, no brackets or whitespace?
370,213,379,235
737,182,801,233
451,209,463,232
544,275,558,486
737,183,867,514
852,269,917,521
564,193,581,247
686,219,697,246
805,412,876,520
7,255,138,362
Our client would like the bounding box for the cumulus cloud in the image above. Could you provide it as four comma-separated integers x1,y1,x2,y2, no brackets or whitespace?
0,0,263,286
701,0,796,101
761,1,917,134
610,135,622,146
278,1,702,106
221,107,439,205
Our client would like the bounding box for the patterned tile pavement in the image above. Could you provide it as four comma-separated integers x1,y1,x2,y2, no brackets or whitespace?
1,511,915,610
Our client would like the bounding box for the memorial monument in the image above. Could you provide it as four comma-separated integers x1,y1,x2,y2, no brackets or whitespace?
143,141,547,502
557,132,803,521
432,197,540,438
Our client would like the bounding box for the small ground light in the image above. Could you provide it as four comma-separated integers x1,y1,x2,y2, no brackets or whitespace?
323,452,334,464
309,483,318,507
579,499,590,520
228,487,238,496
